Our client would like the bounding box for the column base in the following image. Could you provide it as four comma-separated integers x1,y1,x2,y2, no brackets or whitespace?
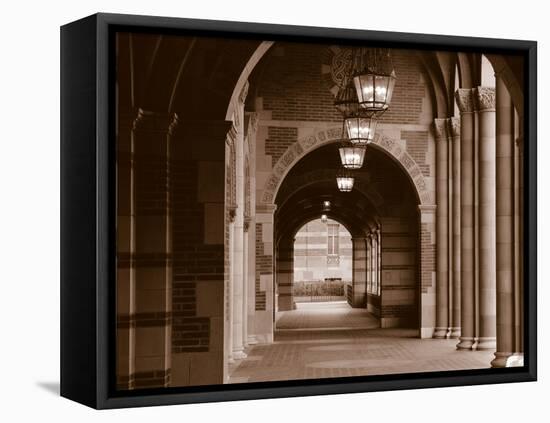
232,349,247,360
433,327,448,339
475,337,496,351
456,337,474,350
491,352,524,368
449,327,461,339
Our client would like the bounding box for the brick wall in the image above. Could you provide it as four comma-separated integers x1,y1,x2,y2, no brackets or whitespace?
265,127,298,163
403,130,430,176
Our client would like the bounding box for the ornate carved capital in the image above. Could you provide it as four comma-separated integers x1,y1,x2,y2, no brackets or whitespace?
455,89,474,114
475,86,496,111
433,118,448,139
449,117,461,138
228,205,238,223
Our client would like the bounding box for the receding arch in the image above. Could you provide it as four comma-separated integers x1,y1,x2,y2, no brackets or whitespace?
261,127,434,207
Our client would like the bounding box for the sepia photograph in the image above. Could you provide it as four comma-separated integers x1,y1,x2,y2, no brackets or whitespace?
114,30,528,390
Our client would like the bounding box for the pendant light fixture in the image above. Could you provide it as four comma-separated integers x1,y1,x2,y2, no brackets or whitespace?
352,48,396,114
336,168,354,192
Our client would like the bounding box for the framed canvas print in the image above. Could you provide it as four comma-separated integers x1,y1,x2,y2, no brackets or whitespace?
60,13,537,409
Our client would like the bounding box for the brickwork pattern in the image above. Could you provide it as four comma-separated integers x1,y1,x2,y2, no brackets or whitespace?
265,127,298,163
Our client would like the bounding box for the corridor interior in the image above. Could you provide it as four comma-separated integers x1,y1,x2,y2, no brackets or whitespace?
115,34,525,389
228,300,493,383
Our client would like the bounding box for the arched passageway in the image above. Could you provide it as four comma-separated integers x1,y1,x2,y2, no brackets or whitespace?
114,32,526,389
273,141,421,331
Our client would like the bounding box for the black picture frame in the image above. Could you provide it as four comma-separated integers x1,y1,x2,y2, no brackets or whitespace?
60,12,537,409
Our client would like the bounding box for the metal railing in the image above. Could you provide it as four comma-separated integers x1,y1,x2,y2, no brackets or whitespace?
293,278,347,302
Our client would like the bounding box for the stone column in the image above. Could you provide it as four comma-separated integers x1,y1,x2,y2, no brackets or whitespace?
232,117,247,360
455,89,476,350
434,118,450,338
351,237,368,307
376,227,382,296
242,219,250,347
475,87,497,351
491,77,516,367
449,117,462,339
132,109,173,388
365,236,375,294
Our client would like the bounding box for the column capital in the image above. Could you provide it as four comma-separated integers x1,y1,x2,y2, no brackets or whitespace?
256,203,277,215
448,117,461,138
133,108,175,132
455,88,475,114
474,86,496,112
418,204,437,213
433,118,449,139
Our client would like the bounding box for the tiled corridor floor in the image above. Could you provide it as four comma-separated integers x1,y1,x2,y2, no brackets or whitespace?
228,302,493,383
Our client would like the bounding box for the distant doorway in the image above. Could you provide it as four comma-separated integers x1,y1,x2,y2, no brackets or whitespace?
293,218,352,304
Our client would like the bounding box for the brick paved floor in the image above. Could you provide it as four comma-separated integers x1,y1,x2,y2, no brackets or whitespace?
228,301,494,384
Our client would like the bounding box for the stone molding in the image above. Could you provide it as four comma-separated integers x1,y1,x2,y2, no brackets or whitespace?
260,127,434,206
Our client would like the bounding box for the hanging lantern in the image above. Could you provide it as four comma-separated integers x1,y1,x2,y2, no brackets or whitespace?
336,168,354,192
334,79,360,117
322,200,331,211
339,143,366,169
353,48,396,113
344,114,377,144
321,214,328,223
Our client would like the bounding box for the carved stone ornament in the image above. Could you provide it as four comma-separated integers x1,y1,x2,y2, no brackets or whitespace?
243,216,251,232
449,117,461,138
475,86,496,111
228,205,238,223
225,125,237,147
454,89,474,114
433,118,448,139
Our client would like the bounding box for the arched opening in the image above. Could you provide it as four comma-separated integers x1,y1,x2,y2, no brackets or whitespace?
293,218,352,304
273,142,421,333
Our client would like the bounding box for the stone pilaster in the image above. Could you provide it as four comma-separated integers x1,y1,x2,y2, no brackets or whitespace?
351,237,368,307
254,203,277,343
168,118,232,385
418,204,437,338
132,109,174,388
455,89,476,350
277,237,295,311
449,117,462,339
434,118,450,339
474,87,497,351
491,77,519,366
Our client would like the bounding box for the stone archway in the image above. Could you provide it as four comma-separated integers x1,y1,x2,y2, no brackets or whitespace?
263,128,437,337
260,127,435,207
